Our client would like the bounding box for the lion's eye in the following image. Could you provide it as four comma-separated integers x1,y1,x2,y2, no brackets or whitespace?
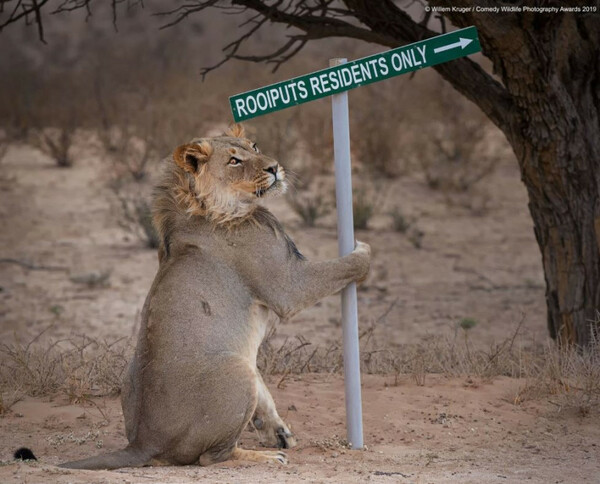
252,143,259,153
229,157,243,166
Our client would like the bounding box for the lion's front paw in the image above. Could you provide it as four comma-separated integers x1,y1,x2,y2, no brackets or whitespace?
354,240,371,256
253,417,297,449
353,240,371,283
275,426,297,449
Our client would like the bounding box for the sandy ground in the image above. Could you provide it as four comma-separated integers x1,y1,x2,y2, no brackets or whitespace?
2,375,599,483
1,138,597,482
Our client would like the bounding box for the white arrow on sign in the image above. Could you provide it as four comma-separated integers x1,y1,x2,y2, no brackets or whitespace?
433,37,473,54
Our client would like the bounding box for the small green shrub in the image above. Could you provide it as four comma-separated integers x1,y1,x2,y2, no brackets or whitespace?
459,318,478,331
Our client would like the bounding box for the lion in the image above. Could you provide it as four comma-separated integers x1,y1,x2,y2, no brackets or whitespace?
58,124,371,469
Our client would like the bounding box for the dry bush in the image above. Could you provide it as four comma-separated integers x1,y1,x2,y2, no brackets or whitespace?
350,83,406,178
353,189,375,230
115,191,160,249
415,119,497,193
0,128,27,156
0,331,130,407
0,318,525,401
257,328,344,378
25,64,97,167
0,42,101,168
410,78,499,193
94,67,180,182
287,192,332,227
0,389,23,415
0,337,64,397
33,126,77,167
388,206,412,233
3,70,84,168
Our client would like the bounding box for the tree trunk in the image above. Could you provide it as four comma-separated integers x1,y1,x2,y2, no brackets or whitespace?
519,103,600,346
473,13,600,346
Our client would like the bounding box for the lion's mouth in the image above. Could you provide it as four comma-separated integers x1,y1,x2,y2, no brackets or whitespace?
256,179,285,198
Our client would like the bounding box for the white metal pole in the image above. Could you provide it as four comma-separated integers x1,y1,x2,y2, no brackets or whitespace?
329,58,363,450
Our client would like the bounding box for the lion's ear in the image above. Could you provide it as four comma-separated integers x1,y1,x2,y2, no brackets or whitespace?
173,141,213,174
226,123,245,139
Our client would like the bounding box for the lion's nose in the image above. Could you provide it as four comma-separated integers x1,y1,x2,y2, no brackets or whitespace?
264,164,279,177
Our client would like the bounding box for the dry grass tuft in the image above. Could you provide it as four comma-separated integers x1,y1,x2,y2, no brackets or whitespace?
2,317,598,418
257,313,600,417
512,339,600,416
0,330,130,412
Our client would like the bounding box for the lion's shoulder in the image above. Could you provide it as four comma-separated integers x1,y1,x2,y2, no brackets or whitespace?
252,206,305,261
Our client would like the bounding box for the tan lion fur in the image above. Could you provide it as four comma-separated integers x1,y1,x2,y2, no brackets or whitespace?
59,125,371,470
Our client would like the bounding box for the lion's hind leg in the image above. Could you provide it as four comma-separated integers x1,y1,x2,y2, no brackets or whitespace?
198,446,287,466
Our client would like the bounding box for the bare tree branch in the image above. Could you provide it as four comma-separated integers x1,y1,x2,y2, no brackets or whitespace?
155,0,515,133
31,0,45,41
0,0,144,39
0,0,51,41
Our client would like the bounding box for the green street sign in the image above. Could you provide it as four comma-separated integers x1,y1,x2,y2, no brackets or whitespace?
230,26,481,122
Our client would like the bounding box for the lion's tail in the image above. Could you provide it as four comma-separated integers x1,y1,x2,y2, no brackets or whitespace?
59,446,153,470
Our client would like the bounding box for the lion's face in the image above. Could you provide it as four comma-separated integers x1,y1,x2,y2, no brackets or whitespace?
172,125,287,223
207,136,287,199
